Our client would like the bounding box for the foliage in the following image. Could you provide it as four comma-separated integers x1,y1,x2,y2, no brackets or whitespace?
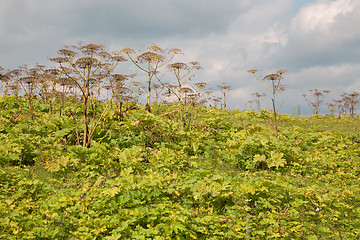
0,95,360,239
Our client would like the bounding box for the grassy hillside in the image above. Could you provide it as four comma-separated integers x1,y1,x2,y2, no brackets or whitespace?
0,95,359,239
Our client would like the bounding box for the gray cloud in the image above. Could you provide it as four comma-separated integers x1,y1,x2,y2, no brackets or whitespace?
0,0,247,67
4,0,247,39
275,0,360,69
0,0,359,115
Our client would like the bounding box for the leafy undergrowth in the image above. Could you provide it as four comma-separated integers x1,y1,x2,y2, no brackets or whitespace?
0,96,360,239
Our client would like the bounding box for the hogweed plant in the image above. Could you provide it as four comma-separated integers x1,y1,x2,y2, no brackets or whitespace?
246,92,266,112
159,61,202,127
217,83,231,109
334,99,346,117
302,89,330,116
151,83,164,103
50,42,128,148
326,101,338,116
341,92,359,117
108,73,138,120
7,65,47,120
0,66,11,95
121,45,182,112
180,87,194,105
248,69,286,138
191,82,213,106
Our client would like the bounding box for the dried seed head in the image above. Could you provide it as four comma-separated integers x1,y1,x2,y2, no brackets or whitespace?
181,87,194,93
45,68,61,76
58,49,77,58
137,52,164,63
195,82,207,89
278,84,286,92
190,61,202,70
50,57,68,64
121,48,136,55
98,51,111,59
263,73,280,81
248,69,258,74
59,77,72,86
276,70,287,75
0,73,10,81
168,62,189,71
75,57,99,69
8,69,22,77
147,45,164,53
111,54,127,62
168,48,183,55
152,83,161,89
20,76,35,85
111,74,128,82
81,44,104,54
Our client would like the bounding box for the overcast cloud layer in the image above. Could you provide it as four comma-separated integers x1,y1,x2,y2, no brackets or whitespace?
1,0,359,115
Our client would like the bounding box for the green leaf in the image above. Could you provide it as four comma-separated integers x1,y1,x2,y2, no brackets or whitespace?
267,151,286,168
253,154,266,163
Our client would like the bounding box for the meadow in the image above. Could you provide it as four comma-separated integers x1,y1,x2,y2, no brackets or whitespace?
0,95,359,239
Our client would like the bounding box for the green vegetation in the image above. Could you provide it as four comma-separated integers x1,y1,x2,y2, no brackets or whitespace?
0,42,359,239
0,94,359,239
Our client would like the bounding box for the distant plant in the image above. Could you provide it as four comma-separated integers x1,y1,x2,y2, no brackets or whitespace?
211,96,222,108
246,92,266,111
151,83,164,103
328,92,360,117
50,42,127,148
217,83,231,109
159,61,202,127
39,68,63,113
162,62,201,104
293,105,302,116
191,82,213,106
0,66,11,95
6,65,48,120
302,89,330,115
108,73,137,120
341,92,359,117
121,45,182,112
326,101,337,116
181,87,195,105
328,99,345,117
248,69,286,138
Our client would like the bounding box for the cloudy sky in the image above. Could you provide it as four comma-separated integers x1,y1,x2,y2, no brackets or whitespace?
1,0,359,115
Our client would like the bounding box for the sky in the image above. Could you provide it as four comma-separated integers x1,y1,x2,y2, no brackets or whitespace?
1,0,360,115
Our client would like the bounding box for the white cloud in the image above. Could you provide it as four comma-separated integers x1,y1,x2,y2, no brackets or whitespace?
231,0,292,33
250,27,288,46
228,87,253,109
275,0,360,70
291,0,353,32
206,60,230,79
288,0,360,45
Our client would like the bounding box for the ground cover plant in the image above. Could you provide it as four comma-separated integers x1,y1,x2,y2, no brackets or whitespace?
1,42,360,239
0,94,359,239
